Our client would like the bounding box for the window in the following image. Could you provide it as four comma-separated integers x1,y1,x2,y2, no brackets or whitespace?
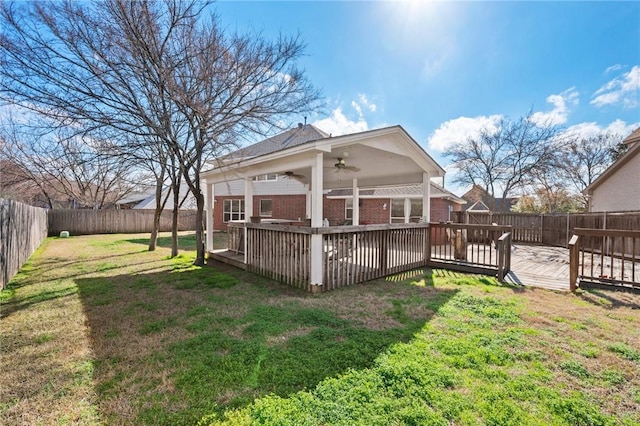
252,174,277,182
390,199,405,223
390,198,423,223
345,199,353,220
410,199,423,222
223,199,244,222
259,199,273,217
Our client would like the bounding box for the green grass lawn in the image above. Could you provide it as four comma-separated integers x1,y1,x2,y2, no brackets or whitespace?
1,232,639,425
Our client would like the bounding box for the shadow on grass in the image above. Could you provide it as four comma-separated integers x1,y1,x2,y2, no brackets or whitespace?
579,286,640,310
1,253,172,318
126,233,196,251
126,232,230,252
74,264,458,425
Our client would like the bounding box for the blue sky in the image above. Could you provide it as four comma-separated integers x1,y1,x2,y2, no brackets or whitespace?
217,0,640,191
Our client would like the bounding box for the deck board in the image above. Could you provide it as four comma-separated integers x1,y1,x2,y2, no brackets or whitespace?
506,244,570,291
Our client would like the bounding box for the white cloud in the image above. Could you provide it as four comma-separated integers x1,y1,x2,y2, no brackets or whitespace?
313,107,368,136
605,64,623,74
427,114,502,152
591,65,640,108
350,100,363,117
563,119,640,140
358,94,377,112
530,87,579,126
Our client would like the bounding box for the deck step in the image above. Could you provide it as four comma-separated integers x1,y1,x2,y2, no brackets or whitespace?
207,250,247,270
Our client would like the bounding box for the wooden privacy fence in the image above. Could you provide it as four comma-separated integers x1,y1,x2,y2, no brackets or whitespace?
0,199,48,289
225,222,511,292
454,211,640,247
48,209,197,236
569,228,640,291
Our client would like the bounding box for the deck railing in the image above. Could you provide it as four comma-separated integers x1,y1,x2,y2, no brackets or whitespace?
429,223,512,279
321,224,430,291
224,222,512,292
569,228,640,291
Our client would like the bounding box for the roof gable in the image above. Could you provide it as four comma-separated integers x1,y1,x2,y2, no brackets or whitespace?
585,134,640,194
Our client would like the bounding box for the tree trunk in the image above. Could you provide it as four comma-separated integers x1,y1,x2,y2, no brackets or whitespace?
171,180,180,258
148,180,165,251
194,189,205,266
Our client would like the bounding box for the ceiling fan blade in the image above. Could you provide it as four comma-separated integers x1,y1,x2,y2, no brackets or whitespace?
345,166,360,172
280,171,306,181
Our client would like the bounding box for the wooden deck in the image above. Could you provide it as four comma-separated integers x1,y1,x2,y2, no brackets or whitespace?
506,244,570,291
209,242,573,292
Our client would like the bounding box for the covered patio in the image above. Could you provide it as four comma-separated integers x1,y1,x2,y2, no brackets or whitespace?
202,126,511,291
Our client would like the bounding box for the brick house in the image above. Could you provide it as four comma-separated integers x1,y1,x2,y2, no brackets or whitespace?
208,124,463,230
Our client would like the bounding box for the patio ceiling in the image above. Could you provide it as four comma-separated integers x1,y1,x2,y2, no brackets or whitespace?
202,125,445,189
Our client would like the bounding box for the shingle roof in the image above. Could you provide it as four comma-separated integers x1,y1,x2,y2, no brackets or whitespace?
326,182,466,204
231,124,329,159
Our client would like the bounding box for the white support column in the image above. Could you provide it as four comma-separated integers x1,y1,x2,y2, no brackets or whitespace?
404,198,411,224
423,172,431,223
305,184,311,219
244,178,254,264
352,178,359,226
310,153,323,227
310,153,324,289
244,177,254,222
205,182,214,252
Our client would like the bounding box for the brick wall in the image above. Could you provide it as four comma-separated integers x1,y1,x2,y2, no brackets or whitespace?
214,195,307,230
430,198,458,222
360,198,390,224
214,195,462,229
257,195,307,221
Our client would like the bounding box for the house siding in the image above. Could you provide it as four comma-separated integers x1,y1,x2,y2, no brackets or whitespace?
590,152,640,212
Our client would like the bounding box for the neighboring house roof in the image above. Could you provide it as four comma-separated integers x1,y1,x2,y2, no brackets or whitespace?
584,128,640,194
623,127,640,147
116,189,155,206
134,183,197,210
461,184,518,212
326,182,466,204
465,201,491,212
229,124,329,159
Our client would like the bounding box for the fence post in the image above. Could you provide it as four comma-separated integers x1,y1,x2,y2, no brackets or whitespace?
568,234,579,291
424,225,431,264
496,232,512,283
565,212,569,248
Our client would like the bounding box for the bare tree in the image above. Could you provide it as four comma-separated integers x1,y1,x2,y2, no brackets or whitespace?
556,132,622,208
0,118,137,209
446,112,559,212
1,0,321,264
